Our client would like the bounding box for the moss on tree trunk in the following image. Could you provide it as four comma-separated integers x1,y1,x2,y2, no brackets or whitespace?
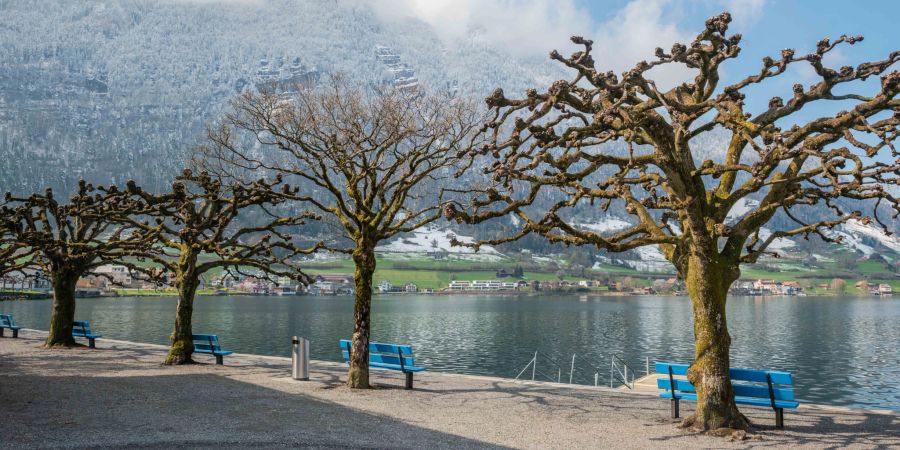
681,252,748,431
165,253,199,365
45,268,80,348
347,240,375,389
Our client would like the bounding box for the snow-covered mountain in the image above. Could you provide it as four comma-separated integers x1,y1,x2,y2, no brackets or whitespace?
0,0,564,195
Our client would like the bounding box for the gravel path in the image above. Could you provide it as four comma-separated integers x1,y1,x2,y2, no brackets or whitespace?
1,329,897,449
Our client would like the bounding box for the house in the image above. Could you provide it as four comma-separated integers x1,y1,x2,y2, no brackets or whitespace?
316,274,353,285
730,281,760,296
235,277,274,294
212,273,239,288
378,280,395,293
273,285,297,295
307,281,334,295
447,280,516,291
92,264,133,287
404,282,418,293
578,280,596,288
781,281,803,296
449,280,471,291
878,284,893,296
754,279,780,295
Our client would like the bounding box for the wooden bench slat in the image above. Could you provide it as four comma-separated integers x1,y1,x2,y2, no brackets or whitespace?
658,392,799,409
730,367,793,385
339,339,413,355
340,350,415,367
655,362,793,385
657,378,795,400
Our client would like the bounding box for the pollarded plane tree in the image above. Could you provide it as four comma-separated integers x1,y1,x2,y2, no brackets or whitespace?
113,170,322,364
444,13,898,431
0,229,34,283
0,182,159,347
200,76,479,388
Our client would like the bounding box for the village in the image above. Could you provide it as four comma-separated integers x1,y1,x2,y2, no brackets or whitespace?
1,263,892,299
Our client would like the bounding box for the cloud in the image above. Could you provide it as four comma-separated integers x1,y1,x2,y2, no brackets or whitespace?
371,0,705,88
722,0,767,26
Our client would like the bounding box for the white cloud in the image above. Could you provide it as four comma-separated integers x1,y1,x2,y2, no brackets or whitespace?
371,0,705,88
722,0,767,26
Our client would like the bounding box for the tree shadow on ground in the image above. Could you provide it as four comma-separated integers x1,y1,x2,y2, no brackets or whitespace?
0,370,512,449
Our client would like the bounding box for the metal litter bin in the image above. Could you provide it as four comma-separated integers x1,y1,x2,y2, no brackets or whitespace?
292,336,309,380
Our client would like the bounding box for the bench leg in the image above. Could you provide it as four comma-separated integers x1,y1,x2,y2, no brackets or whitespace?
671,398,680,419
12,329,18,338
775,408,784,429
215,354,224,365
88,338,95,349
405,372,413,390
0,328,4,337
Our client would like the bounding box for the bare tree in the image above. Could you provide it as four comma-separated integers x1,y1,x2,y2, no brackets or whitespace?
112,170,321,364
0,182,158,347
445,12,898,430
201,77,479,387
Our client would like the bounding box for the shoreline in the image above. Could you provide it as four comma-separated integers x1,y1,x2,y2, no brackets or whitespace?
13,328,899,416
2,290,894,300
2,329,897,449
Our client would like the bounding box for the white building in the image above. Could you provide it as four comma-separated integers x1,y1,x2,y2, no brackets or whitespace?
448,280,517,291
92,265,132,287
378,280,394,293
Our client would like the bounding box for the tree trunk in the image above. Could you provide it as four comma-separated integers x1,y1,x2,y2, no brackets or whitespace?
45,267,80,348
347,240,376,389
165,254,199,365
681,253,748,431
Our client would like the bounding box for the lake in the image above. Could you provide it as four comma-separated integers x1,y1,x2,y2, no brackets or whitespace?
2,294,898,410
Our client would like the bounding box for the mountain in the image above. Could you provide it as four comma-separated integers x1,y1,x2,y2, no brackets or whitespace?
0,0,564,195
2,0,895,270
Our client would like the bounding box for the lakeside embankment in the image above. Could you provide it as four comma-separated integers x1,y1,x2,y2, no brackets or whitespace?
1,330,897,449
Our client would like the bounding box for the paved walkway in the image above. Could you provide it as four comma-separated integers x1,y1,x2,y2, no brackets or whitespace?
1,330,897,449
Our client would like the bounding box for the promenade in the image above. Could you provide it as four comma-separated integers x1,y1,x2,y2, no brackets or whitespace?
1,330,897,449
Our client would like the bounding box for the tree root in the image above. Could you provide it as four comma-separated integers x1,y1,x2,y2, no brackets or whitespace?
678,411,750,433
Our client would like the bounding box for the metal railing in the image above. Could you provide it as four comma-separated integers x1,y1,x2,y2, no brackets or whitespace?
610,354,635,389
515,351,653,389
514,350,604,386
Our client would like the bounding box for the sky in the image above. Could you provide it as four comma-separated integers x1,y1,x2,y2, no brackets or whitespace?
376,0,898,120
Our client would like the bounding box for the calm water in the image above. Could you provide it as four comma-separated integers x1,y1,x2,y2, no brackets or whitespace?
2,294,898,410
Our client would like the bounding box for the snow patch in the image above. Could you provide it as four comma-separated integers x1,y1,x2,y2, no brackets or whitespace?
757,227,796,251
578,217,632,234
376,226,505,261
842,219,900,253
726,198,759,224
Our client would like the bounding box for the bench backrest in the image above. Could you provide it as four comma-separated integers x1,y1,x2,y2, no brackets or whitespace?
192,334,223,353
0,314,15,327
73,321,92,335
656,362,795,402
339,339,415,367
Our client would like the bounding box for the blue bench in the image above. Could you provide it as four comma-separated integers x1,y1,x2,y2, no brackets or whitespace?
657,362,799,428
72,321,102,348
340,339,426,389
192,334,233,365
0,314,22,338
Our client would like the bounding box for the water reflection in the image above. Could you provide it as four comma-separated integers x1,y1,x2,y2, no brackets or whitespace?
1,294,897,410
